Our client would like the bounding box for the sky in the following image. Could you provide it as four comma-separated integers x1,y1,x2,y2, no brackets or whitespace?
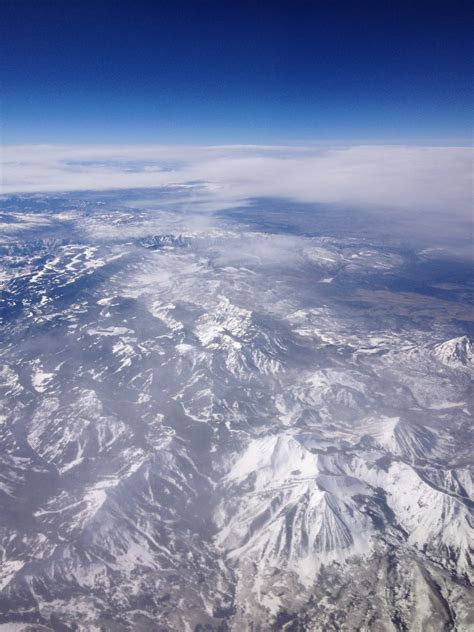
0,0,472,144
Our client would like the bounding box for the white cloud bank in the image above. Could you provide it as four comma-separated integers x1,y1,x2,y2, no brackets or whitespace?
1,143,472,223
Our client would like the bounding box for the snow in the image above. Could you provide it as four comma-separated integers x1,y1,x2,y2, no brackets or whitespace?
427,401,466,410
31,369,54,393
176,343,195,354
434,336,473,368
0,560,25,590
216,434,372,586
195,296,253,347
87,326,132,336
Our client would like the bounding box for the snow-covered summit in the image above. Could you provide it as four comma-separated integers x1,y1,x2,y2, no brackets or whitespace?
434,335,473,368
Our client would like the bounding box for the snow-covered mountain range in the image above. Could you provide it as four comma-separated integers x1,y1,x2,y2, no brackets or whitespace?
0,193,472,631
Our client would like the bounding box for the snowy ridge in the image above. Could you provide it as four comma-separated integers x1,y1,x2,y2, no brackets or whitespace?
216,435,372,585
434,335,473,368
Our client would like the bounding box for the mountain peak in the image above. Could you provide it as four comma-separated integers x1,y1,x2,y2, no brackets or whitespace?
434,336,473,368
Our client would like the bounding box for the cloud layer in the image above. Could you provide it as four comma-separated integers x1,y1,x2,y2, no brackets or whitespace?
1,143,472,250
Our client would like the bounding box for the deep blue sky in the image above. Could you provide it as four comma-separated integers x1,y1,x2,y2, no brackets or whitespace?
1,0,472,144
